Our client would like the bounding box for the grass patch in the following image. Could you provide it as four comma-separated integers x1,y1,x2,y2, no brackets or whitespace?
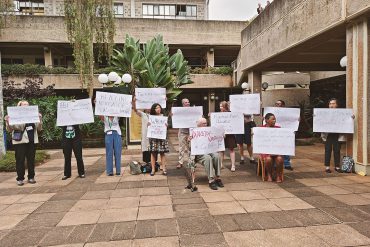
0,150,50,172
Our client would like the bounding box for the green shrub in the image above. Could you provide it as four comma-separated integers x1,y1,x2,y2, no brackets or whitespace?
0,150,49,172
189,66,233,75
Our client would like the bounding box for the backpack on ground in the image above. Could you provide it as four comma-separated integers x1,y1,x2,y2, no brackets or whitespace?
129,161,142,175
341,156,355,173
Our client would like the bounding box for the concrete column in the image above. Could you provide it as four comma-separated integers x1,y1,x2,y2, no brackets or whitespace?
131,0,135,17
248,71,262,125
346,18,369,174
206,49,215,67
44,47,52,67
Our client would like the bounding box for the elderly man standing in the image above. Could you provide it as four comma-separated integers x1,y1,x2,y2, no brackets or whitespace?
186,117,224,191
177,98,191,169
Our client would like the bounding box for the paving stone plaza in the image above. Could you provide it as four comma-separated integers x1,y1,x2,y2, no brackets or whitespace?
1,133,370,246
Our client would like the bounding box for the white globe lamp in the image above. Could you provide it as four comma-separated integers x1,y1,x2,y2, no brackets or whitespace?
340,56,347,68
114,77,122,85
108,71,119,82
98,74,109,84
241,82,250,90
122,73,132,84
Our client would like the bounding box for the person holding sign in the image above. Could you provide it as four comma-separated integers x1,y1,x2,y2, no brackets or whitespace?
260,113,284,183
177,98,191,169
99,116,123,176
148,103,169,176
61,124,85,180
187,118,224,190
5,100,42,186
235,115,256,165
321,98,354,173
219,101,237,171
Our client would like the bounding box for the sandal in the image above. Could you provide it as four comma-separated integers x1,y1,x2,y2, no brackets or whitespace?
150,171,155,176
163,169,167,176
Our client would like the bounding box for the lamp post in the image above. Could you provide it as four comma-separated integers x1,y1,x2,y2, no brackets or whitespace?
340,56,347,68
241,82,250,94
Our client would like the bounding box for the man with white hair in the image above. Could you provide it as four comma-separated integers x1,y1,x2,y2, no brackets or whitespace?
186,117,223,191
177,98,191,169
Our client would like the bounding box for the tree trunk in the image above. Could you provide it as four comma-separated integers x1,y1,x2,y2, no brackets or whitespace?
0,51,7,158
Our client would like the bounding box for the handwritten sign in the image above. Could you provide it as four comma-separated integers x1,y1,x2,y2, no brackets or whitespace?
7,106,40,125
230,94,261,114
172,106,203,128
57,99,94,126
210,112,244,134
190,127,225,155
95,91,132,117
253,127,295,156
135,88,166,109
264,107,300,131
313,108,354,133
147,115,168,140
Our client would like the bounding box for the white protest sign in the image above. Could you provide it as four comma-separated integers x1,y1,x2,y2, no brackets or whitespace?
210,112,244,134
147,115,168,140
95,91,132,117
172,106,203,128
190,127,225,155
264,107,300,131
57,99,94,126
313,108,354,133
7,106,40,125
230,94,261,114
135,88,166,109
253,127,295,156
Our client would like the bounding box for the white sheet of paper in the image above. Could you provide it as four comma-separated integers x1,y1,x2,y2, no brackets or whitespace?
172,106,203,128
210,112,244,134
7,106,40,125
313,108,354,133
263,107,300,131
135,88,166,109
57,99,94,126
147,115,168,140
95,91,132,117
253,127,295,156
230,94,261,114
190,127,225,155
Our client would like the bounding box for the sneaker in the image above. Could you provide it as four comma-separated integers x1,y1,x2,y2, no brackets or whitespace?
325,168,331,173
285,166,293,171
28,178,36,184
116,173,121,176
62,176,71,180
79,174,85,178
107,174,114,176
215,179,224,187
231,166,236,172
335,167,342,173
209,181,218,190
17,180,24,186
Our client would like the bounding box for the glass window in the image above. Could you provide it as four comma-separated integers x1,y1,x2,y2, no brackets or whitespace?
186,6,191,16
159,5,164,15
169,5,175,15
35,58,45,65
113,3,124,17
192,6,197,17
142,4,148,15
164,5,169,15
153,5,159,15
147,5,153,15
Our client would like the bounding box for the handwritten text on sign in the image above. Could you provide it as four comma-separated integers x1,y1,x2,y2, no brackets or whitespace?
135,88,166,109
253,127,295,156
230,94,261,114
210,112,244,134
95,91,132,117
147,115,168,140
190,127,225,155
313,108,354,134
57,99,94,126
172,106,203,128
264,107,300,131
7,106,40,125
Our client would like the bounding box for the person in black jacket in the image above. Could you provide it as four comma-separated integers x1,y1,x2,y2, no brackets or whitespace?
61,125,85,180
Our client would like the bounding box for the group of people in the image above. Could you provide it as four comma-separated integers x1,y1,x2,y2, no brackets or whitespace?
4,96,351,189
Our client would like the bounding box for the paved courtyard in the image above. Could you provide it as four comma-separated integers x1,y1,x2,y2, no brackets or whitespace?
1,141,370,246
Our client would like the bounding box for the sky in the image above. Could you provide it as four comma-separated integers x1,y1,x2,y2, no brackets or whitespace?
209,0,262,21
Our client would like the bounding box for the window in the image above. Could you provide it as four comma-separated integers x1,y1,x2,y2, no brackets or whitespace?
142,4,197,19
35,58,45,65
14,0,44,15
12,58,24,64
113,2,124,17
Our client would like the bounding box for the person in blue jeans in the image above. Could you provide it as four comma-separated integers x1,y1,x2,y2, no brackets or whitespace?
275,100,293,171
100,116,122,176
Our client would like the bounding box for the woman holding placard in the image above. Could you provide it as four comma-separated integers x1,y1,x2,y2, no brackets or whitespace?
219,101,237,171
261,113,284,183
5,100,42,186
99,116,122,176
148,103,169,176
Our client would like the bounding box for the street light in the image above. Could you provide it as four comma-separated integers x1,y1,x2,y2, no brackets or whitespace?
241,82,250,93
340,56,347,68
122,73,132,84
98,72,132,86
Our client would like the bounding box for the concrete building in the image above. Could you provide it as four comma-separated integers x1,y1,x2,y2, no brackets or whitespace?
1,0,244,114
236,0,370,174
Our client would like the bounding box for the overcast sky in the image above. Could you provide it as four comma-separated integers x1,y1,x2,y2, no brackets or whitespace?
209,0,262,21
